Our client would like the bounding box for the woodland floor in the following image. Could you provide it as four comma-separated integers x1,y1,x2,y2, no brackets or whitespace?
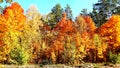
0,63,120,68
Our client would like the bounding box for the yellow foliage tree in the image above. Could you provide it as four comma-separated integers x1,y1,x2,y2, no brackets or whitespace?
0,2,30,64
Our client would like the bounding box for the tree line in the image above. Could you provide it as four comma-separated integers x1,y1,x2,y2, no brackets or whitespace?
0,0,120,65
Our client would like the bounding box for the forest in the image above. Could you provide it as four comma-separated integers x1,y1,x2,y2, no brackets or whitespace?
0,0,120,66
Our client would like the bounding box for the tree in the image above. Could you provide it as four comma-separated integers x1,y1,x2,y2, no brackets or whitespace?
62,36,76,64
65,4,73,19
51,3,63,22
97,15,120,53
54,12,74,34
0,0,13,3
89,9,100,27
2,2,31,64
75,15,96,35
80,8,88,16
75,15,87,34
25,5,44,64
42,3,63,29
91,0,119,27
42,4,73,29
48,12,75,63
112,6,120,15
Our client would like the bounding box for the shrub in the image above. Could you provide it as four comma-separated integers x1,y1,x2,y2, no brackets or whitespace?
9,46,30,65
109,51,120,64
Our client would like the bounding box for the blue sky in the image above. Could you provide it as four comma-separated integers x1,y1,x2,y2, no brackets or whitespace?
12,0,97,18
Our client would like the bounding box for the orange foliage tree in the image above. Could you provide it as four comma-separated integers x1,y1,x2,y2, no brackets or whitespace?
3,2,26,31
0,2,31,64
83,16,96,35
54,12,75,34
42,12,76,64
98,15,120,53
75,15,109,63
75,15,96,35
52,13,74,62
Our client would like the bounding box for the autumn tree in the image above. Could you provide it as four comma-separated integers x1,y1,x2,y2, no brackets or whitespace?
75,15,97,63
0,14,9,63
98,15,120,53
46,12,76,64
0,0,14,63
75,15,87,34
91,34,108,62
1,2,31,64
62,36,76,64
56,12,74,32
25,5,44,64
75,15,96,35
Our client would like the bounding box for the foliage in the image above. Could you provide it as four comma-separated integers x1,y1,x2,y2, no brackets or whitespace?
98,15,120,52
1,0,120,65
0,2,31,64
62,36,76,64
3,2,26,30
0,0,13,13
9,45,30,65
50,13,68,63
74,32,87,64
0,9,8,63
25,5,44,64
109,52,120,64
80,9,88,16
2,0,13,3
75,15,87,34
113,6,120,15
42,3,73,29
93,34,103,59
42,3,63,28
75,15,96,63
90,0,119,27
75,15,96,35
83,16,96,32
41,12,76,64
54,12,74,34
0,45,9,63
92,34,108,62
65,4,73,19
51,3,63,22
